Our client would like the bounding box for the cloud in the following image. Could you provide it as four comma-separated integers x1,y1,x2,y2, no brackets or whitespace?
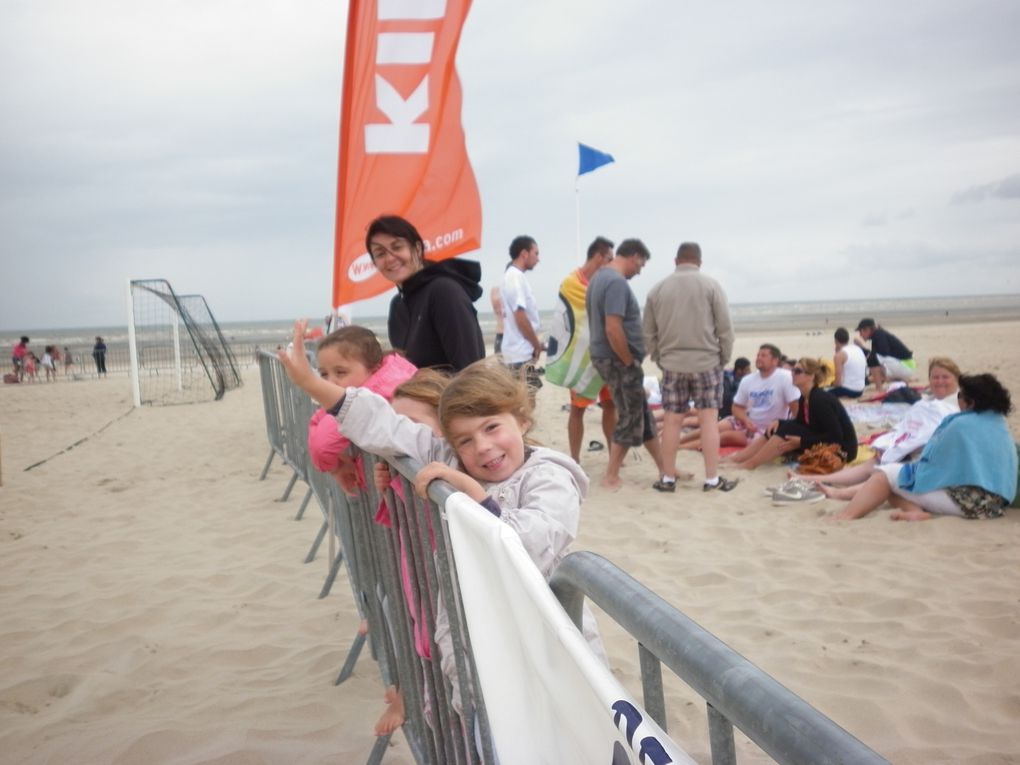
952,173,1020,204
3,0,1020,329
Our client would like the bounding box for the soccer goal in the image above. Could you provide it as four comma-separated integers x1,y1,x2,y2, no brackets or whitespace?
126,278,243,406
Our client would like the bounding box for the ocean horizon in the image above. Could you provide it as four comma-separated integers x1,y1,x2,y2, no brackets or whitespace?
5,292,1020,362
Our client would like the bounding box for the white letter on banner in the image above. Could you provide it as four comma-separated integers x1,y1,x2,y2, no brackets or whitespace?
365,75,429,153
376,32,434,65
379,0,446,20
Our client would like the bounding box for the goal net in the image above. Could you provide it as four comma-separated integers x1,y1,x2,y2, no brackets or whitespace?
127,278,243,406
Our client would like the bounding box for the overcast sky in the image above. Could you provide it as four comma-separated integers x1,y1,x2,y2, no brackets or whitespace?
2,0,1019,330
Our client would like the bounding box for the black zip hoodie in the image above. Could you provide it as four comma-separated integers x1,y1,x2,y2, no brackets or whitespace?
387,258,486,371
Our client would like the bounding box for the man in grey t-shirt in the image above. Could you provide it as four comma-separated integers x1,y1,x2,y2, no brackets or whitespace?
586,238,665,490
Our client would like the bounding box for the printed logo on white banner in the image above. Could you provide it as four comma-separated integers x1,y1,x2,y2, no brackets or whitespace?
612,700,675,764
347,253,378,282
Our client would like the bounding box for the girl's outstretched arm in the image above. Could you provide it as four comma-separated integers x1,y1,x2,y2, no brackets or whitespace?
276,319,346,409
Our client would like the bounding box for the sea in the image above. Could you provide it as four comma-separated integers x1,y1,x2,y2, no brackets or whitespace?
5,293,1020,377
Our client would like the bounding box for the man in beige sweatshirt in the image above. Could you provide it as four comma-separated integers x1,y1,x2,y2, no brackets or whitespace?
643,242,737,493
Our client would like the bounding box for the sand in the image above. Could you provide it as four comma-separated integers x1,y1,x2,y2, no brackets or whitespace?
2,320,1019,764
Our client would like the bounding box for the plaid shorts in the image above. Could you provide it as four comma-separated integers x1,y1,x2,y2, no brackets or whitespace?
661,367,724,412
506,361,543,393
591,358,655,447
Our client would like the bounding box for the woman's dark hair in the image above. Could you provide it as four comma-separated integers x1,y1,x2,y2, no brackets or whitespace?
958,373,1012,415
364,215,425,259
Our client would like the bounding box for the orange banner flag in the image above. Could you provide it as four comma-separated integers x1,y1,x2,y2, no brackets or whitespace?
332,0,482,309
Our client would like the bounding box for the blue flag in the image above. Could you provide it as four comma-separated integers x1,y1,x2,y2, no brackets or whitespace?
578,143,615,176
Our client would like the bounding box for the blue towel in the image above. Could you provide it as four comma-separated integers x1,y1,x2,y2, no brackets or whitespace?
899,411,1018,502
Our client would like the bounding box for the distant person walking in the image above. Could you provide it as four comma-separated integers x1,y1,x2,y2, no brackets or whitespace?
11,336,29,381
367,215,485,372
855,318,914,391
643,242,737,493
92,336,108,376
41,346,57,382
63,346,75,376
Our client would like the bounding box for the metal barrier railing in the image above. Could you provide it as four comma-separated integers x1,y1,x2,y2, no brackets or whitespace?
256,350,887,765
550,552,891,765
257,351,314,519
256,351,495,764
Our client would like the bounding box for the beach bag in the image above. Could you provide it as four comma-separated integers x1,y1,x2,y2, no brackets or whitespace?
797,443,847,475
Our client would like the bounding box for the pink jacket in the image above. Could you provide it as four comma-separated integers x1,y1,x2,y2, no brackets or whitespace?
307,353,417,472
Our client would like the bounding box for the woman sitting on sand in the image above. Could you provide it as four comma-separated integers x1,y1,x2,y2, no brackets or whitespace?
831,373,1017,521
730,357,857,470
796,357,961,493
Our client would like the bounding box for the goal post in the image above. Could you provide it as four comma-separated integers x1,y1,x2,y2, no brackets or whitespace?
126,278,242,406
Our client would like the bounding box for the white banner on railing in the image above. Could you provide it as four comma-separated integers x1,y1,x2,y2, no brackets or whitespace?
445,493,696,765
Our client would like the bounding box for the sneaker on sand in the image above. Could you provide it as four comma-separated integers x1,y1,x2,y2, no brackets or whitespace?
703,477,738,492
771,481,826,506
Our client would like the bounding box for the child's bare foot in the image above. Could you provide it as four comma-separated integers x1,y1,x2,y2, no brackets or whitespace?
890,509,933,522
374,686,406,736
358,618,369,636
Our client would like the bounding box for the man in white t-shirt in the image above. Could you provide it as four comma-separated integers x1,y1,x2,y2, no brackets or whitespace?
723,344,800,463
500,235,543,395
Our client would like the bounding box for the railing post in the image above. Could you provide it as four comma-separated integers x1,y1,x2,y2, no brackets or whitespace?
638,643,667,732
707,703,737,765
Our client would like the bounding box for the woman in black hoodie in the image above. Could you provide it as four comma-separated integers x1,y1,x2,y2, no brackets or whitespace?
366,215,485,371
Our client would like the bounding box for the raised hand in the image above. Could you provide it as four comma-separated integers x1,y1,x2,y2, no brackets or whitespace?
276,320,316,389
275,319,345,409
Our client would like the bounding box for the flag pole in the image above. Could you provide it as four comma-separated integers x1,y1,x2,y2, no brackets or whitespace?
575,177,582,264
576,142,616,265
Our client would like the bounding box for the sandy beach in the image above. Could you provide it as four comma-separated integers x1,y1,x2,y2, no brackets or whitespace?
2,319,1019,764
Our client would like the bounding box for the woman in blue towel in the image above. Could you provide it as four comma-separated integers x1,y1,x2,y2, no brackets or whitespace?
832,373,1017,521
